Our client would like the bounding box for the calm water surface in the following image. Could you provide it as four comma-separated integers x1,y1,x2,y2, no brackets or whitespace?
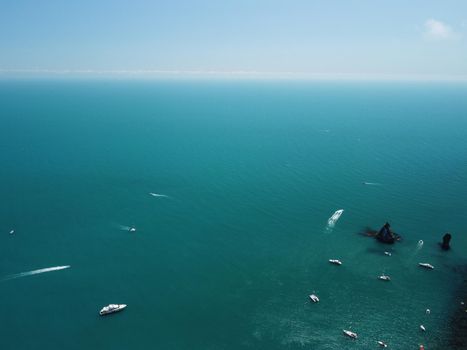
0,80,466,350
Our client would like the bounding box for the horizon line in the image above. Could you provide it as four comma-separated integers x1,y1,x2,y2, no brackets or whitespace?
1,69,467,81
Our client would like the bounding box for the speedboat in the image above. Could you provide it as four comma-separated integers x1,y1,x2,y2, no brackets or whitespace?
329,259,342,265
343,329,357,339
309,294,319,303
378,275,391,281
129,227,136,233
420,325,426,332
99,304,127,316
327,209,344,226
384,251,391,256
377,341,388,347
9,230,14,235
419,263,434,270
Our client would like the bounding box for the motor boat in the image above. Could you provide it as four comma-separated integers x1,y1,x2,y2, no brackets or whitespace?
343,329,357,339
9,230,14,235
420,325,426,332
384,251,391,256
309,294,319,303
129,227,136,233
419,263,434,270
377,341,388,347
329,259,342,265
99,304,127,316
378,275,391,281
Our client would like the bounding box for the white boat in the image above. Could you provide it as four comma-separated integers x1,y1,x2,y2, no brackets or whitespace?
420,325,426,331
309,294,319,303
343,329,357,339
99,304,127,316
377,340,388,347
129,227,136,233
426,309,431,314
419,263,434,270
378,275,391,281
327,209,344,227
9,230,14,235
329,259,342,265
384,251,391,256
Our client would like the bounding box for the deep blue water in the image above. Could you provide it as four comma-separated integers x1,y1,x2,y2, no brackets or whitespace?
0,80,466,350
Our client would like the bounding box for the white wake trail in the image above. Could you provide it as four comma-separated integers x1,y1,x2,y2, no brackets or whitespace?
149,193,168,198
2,265,70,281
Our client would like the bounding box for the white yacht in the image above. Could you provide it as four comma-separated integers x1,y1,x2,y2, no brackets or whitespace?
378,275,391,281
377,340,388,347
420,325,426,331
384,251,391,256
99,304,127,316
129,227,136,233
309,294,319,303
343,329,357,339
329,259,342,265
419,263,434,270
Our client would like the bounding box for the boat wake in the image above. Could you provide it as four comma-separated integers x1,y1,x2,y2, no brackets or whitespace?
2,265,70,281
363,182,381,186
149,193,168,198
326,209,344,230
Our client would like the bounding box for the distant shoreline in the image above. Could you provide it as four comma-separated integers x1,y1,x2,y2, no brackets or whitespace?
1,69,467,82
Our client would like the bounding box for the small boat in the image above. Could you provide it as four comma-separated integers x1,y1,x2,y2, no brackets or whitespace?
420,325,426,332
378,275,391,281
329,209,344,222
377,340,388,347
9,230,14,235
327,209,344,227
99,304,127,316
129,227,136,233
343,329,357,339
384,251,391,256
329,259,342,265
426,309,431,314
309,294,319,303
419,263,434,270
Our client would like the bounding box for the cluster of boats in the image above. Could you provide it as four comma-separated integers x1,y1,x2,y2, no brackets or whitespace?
309,256,436,346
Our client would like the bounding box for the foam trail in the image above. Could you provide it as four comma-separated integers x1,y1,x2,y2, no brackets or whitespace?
362,182,381,186
118,224,131,231
149,193,168,198
327,209,344,229
2,265,70,281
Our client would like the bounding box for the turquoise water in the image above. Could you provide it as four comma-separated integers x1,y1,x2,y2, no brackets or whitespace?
0,80,466,350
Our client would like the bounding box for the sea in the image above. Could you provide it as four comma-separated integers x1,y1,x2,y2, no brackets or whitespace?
0,79,466,350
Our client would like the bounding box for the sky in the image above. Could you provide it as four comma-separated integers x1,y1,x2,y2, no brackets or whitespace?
0,0,466,79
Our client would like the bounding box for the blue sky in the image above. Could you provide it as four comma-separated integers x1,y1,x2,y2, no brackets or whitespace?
0,0,466,78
